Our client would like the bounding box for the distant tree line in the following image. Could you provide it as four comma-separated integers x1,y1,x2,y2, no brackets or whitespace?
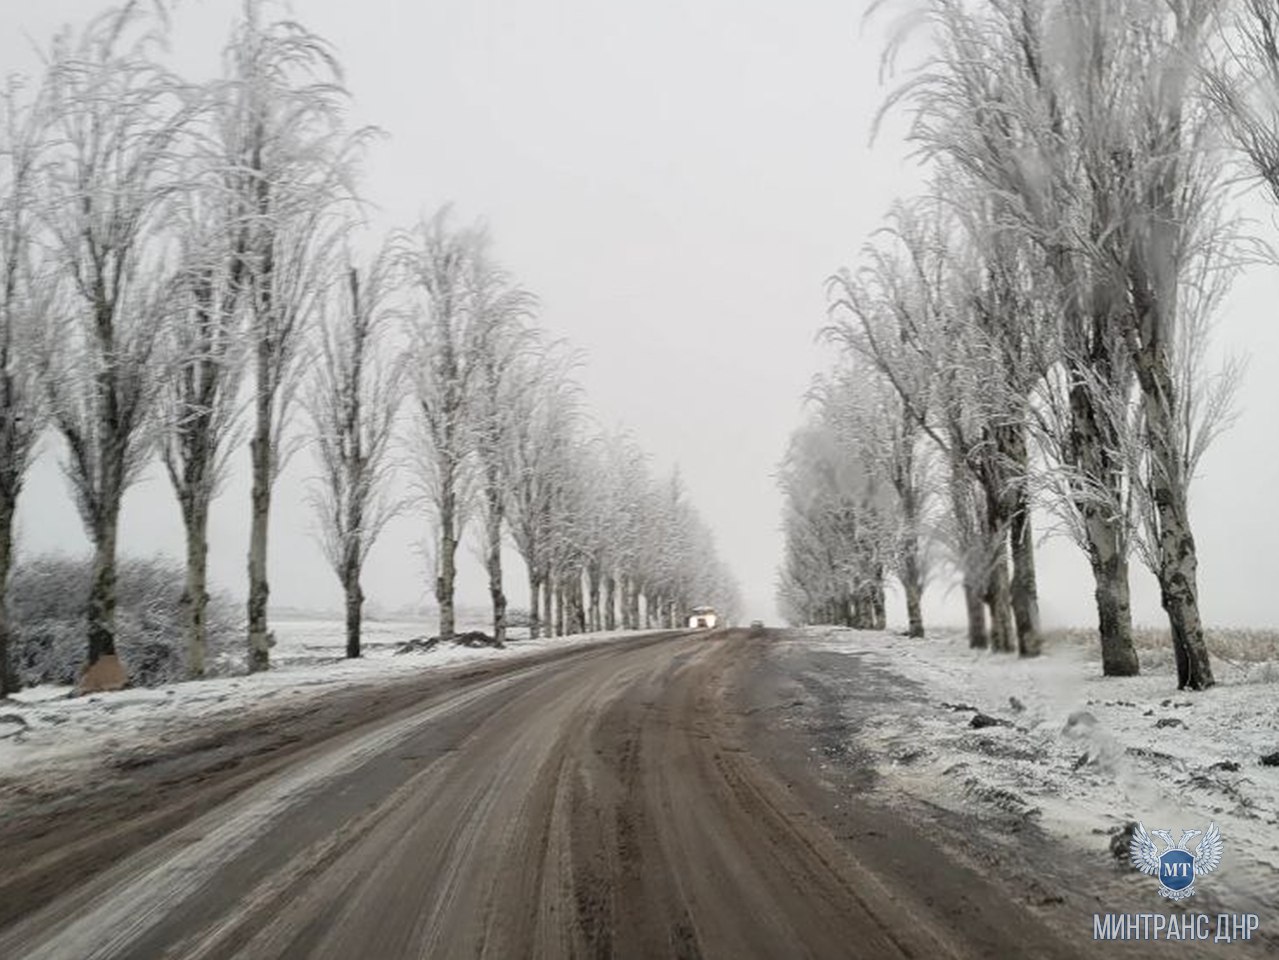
780,0,1279,691
0,0,740,695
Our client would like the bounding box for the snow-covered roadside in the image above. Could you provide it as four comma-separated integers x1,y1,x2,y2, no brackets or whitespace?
795,626,1279,910
0,620,661,790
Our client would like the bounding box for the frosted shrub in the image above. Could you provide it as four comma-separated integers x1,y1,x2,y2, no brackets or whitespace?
8,554,240,688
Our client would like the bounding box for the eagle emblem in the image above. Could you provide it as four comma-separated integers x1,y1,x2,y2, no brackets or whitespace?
1130,822,1223,900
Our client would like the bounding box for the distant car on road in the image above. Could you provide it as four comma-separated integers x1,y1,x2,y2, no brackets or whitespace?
688,606,718,629
749,619,765,636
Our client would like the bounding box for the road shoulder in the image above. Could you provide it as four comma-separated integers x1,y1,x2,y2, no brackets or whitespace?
748,628,1276,957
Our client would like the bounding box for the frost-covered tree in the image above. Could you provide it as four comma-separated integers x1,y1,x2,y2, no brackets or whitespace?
223,4,360,671
1210,0,1279,207
873,0,1130,661
159,127,254,679
542,415,590,636
576,435,624,633
40,5,195,678
304,245,403,658
607,433,651,630
619,465,738,630
0,80,52,695
505,343,579,639
639,471,688,628
777,416,889,628
594,431,645,631
812,363,934,636
827,197,1040,651
467,236,534,645
402,211,480,642
1058,0,1231,690
948,189,1048,653
876,0,1237,687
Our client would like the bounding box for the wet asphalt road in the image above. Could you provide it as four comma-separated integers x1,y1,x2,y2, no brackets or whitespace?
0,629,1202,959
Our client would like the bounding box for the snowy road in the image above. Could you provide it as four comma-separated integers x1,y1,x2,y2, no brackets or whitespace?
0,629,1217,959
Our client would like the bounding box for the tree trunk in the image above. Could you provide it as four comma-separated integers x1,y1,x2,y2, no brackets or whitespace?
181,500,211,678
985,547,1015,653
1009,507,1041,657
527,563,540,640
484,472,506,644
88,499,122,666
546,578,555,637
900,538,924,638
1082,508,1139,676
963,576,988,649
553,577,565,637
486,529,505,646
896,417,926,638
1153,473,1213,690
949,456,986,649
587,563,601,634
344,574,363,659
542,570,553,638
0,497,16,696
1087,531,1138,677
1004,425,1041,656
1069,374,1139,676
247,416,272,673
437,482,457,642
1137,358,1214,690
562,580,571,636
978,463,1015,654
604,574,617,632
1159,549,1211,691
574,572,588,634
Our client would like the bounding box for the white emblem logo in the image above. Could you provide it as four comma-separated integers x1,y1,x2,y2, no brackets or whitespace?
1130,822,1223,901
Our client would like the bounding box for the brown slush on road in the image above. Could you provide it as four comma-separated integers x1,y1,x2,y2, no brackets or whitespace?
0,629,1094,959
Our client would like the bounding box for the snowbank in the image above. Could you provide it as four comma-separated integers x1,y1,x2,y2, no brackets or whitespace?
0,619,657,788
795,627,1279,912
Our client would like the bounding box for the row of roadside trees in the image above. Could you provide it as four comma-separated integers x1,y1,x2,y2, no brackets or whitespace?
391,214,740,654
779,0,1279,691
0,0,740,694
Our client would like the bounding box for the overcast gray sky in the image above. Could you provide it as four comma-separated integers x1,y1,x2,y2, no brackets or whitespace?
6,0,1278,628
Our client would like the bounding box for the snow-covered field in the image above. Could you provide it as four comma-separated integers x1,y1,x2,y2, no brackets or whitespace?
0,618,655,790
797,626,1279,913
